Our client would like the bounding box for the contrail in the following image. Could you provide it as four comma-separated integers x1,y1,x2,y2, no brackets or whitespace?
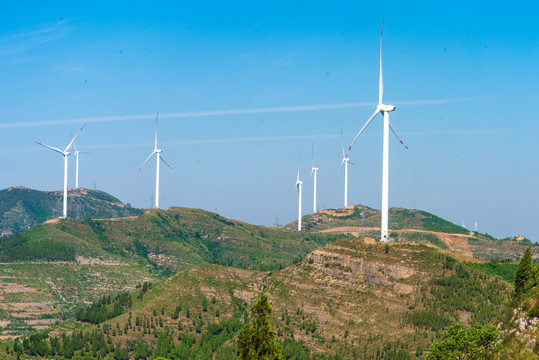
0,99,455,129
1,129,510,154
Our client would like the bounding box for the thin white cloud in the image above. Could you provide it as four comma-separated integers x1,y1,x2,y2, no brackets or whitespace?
0,21,69,59
1,129,509,154
0,99,455,129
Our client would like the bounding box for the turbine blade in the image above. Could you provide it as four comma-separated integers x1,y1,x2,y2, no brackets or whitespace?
311,141,314,169
349,161,357,165
69,130,78,152
346,108,380,157
138,151,156,173
337,158,344,173
341,129,345,159
155,112,159,150
160,155,173,170
389,121,409,149
64,123,86,153
379,18,384,106
36,142,64,154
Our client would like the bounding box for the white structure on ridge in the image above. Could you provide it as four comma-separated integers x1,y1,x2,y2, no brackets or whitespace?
346,19,408,242
296,166,303,231
36,124,86,218
73,142,88,189
139,113,172,209
311,144,318,213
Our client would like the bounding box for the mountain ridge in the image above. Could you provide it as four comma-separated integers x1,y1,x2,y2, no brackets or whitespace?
0,238,512,359
0,187,141,237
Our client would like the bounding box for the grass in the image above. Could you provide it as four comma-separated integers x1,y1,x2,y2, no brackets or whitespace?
465,260,518,284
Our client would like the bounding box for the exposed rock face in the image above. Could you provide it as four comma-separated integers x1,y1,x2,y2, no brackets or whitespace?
498,307,539,359
306,244,419,288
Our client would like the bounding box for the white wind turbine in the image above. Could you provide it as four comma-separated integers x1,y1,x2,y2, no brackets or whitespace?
139,113,172,209
70,135,89,189
346,19,408,242
311,144,318,213
296,164,303,231
36,124,86,218
338,130,355,209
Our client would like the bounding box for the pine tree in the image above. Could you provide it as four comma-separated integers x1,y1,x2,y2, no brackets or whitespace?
514,247,533,298
236,294,283,360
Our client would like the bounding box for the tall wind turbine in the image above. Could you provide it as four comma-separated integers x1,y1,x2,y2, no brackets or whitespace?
346,19,408,242
36,124,86,218
139,113,172,209
311,144,318,213
296,165,303,231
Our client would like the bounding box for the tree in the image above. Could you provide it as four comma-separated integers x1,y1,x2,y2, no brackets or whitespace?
514,247,533,298
425,323,500,360
236,294,283,360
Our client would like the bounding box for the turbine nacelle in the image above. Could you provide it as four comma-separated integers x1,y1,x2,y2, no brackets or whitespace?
377,104,396,112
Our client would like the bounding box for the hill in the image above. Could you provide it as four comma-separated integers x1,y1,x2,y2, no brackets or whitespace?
0,207,343,338
0,238,512,359
288,205,538,261
0,187,141,237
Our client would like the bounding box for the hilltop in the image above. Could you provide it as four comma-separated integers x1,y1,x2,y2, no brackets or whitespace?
0,187,141,237
0,207,343,338
0,200,530,341
287,205,538,261
1,238,512,359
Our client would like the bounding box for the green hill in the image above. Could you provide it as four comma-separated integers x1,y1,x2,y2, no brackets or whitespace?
289,205,538,261
0,238,512,359
0,207,343,338
0,200,530,344
0,187,141,237
288,205,469,234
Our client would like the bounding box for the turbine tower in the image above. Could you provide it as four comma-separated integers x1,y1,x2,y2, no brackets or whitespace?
339,130,354,209
311,144,318,213
346,19,408,242
341,131,351,208
296,166,303,231
72,141,89,189
139,113,172,209
36,124,86,218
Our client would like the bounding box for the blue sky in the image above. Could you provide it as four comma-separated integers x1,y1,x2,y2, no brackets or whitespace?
0,1,538,241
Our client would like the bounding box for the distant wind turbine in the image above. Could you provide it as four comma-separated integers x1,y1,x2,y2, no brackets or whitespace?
36,124,86,218
338,130,354,209
296,163,303,231
346,19,408,242
70,135,89,190
311,143,318,213
139,113,172,209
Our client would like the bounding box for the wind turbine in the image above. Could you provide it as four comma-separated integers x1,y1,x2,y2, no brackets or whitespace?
36,124,86,218
296,164,303,231
338,130,354,209
139,113,172,209
70,134,89,189
346,19,408,242
311,143,318,213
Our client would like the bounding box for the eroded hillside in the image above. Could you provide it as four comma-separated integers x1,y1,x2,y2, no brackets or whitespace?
3,238,511,359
